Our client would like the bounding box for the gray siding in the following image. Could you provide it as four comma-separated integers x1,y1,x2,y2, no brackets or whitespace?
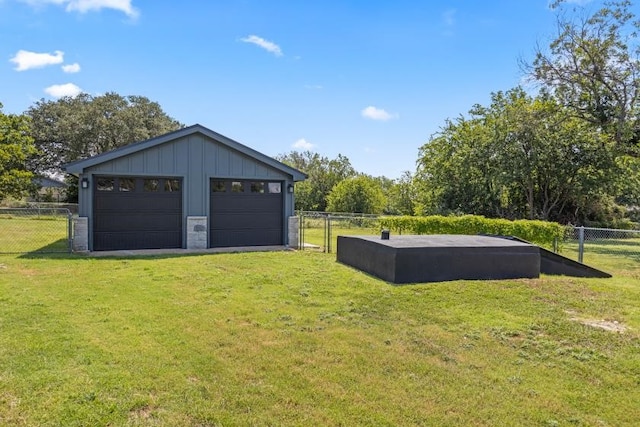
79,133,295,219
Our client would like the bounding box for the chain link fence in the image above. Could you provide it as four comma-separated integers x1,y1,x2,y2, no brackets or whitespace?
299,212,640,272
560,226,640,271
298,211,383,253
4,206,635,263
0,201,78,214
0,208,73,254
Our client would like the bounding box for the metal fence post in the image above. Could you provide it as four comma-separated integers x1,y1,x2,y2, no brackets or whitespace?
578,226,585,263
327,215,332,253
67,211,73,253
323,215,328,253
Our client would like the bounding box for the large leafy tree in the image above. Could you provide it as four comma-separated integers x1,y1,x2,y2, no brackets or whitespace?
415,88,617,223
326,175,386,214
27,92,183,174
0,103,37,202
529,0,639,148
277,151,356,211
415,112,499,217
374,171,416,215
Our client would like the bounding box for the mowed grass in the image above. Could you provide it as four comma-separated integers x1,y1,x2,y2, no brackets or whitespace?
560,238,640,272
1,250,639,426
0,215,69,253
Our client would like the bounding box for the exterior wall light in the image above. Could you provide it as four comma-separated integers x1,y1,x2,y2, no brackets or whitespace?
287,184,294,193
81,177,89,189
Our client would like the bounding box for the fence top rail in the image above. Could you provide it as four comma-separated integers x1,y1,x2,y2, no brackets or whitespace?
298,211,381,219
320,216,382,222
0,207,72,216
574,226,640,233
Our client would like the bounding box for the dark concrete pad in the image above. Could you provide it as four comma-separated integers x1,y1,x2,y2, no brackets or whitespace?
539,247,611,278
497,235,611,278
337,234,540,284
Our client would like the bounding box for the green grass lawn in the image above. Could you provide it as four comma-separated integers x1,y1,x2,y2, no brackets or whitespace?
1,250,639,426
0,215,70,253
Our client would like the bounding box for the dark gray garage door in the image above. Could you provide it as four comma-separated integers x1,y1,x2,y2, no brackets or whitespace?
93,176,182,251
210,180,283,247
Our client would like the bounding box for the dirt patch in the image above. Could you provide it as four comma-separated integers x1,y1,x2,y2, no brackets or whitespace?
577,319,627,332
566,311,627,332
129,405,155,421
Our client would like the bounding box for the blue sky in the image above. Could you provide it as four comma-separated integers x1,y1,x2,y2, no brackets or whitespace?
1,0,596,178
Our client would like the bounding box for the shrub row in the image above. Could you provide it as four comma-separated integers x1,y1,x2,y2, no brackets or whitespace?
378,215,567,249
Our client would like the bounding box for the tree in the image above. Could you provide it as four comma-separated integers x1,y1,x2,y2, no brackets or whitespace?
276,151,356,211
415,113,500,217
415,87,617,223
27,92,183,175
373,172,416,215
528,0,640,148
0,103,37,202
614,155,640,206
326,175,386,214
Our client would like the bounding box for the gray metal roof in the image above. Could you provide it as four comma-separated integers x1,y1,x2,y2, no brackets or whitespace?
64,124,307,181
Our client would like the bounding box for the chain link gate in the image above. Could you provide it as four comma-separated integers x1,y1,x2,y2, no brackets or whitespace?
298,211,382,253
0,208,73,254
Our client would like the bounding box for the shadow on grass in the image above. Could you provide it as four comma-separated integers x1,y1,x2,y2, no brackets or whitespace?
584,245,640,263
17,246,289,261
9,239,70,258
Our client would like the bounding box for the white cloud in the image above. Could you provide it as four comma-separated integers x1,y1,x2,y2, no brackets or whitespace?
292,138,315,151
44,83,82,98
441,8,456,36
62,62,81,73
67,0,138,17
442,8,456,26
240,35,283,57
361,106,398,121
20,0,139,18
304,84,323,90
10,49,64,71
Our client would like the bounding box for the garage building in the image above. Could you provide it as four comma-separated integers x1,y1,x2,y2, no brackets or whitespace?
65,124,306,251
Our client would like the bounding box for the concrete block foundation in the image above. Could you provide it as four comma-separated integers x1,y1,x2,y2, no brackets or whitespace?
187,216,208,249
288,216,299,249
73,217,89,252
